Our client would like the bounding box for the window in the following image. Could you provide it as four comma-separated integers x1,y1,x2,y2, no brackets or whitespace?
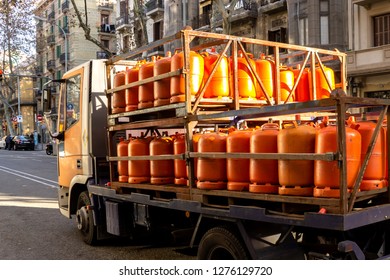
374,14,390,46
268,28,287,54
320,0,329,45
56,45,61,59
299,17,308,45
153,21,162,41
101,39,109,49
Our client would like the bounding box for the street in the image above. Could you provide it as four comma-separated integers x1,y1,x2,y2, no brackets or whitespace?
0,148,196,260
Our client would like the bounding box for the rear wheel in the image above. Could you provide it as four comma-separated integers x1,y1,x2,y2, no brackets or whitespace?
198,226,249,259
76,191,97,245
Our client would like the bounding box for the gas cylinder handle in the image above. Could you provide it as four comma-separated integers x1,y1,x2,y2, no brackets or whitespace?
261,123,279,131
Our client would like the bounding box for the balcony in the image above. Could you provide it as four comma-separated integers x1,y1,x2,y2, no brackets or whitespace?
98,1,113,10
48,11,55,22
230,0,258,22
146,0,164,18
116,15,131,32
47,34,55,45
35,67,44,76
98,24,116,34
60,53,69,64
47,60,56,71
353,0,381,9
96,51,109,59
259,0,287,14
62,0,69,13
347,45,390,76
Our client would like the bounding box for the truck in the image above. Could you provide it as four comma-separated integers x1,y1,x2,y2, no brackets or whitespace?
51,28,390,260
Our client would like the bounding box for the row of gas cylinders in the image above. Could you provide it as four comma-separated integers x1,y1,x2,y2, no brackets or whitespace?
112,49,336,113
116,119,387,198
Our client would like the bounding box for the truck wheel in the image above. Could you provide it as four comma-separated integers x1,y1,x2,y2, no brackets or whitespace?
198,226,249,260
76,191,97,245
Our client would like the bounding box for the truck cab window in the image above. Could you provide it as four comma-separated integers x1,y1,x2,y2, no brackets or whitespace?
65,75,81,129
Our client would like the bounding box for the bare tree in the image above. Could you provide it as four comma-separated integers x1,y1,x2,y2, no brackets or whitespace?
69,0,148,57
213,0,239,34
0,0,35,136
69,0,113,57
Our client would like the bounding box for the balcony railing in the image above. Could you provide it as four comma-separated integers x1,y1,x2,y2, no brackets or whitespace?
146,0,164,16
47,34,55,45
347,45,390,76
47,60,56,71
99,24,115,33
35,67,44,76
230,0,258,21
98,1,113,10
60,53,69,64
48,11,55,22
62,0,69,12
97,51,109,59
116,15,130,30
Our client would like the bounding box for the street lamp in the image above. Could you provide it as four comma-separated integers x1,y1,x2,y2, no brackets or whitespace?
33,15,68,73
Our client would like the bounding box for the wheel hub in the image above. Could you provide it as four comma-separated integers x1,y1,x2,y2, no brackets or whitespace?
76,206,89,232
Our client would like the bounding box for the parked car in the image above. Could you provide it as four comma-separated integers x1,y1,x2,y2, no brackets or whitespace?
12,135,34,150
0,136,6,149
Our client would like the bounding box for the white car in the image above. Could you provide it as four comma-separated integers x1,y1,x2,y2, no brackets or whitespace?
0,136,6,149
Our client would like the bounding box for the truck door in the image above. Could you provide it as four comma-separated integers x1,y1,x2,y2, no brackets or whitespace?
57,68,84,188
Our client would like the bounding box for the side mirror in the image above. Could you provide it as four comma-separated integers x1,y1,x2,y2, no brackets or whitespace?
51,131,64,141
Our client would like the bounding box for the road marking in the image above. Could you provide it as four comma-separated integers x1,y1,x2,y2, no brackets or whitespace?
0,165,58,189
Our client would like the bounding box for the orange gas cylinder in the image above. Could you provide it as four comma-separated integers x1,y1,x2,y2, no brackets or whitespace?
154,52,172,107
358,121,386,191
293,65,311,102
383,120,388,184
173,133,187,185
128,136,151,183
280,67,295,102
312,66,335,99
314,123,361,198
249,122,279,194
187,132,203,182
226,130,251,191
170,51,204,103
197,132,227,190
112,71,126,114
278,123,316,196
138,56,156,109
117,137,129,182
125,62,143,112
150,133,174,184
255,53,274,100
231,50,256,100
202,48,230,99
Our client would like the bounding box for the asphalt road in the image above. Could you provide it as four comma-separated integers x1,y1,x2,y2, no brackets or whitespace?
0,148,196,260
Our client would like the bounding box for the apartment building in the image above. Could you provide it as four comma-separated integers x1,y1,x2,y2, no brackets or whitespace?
34,0,117,122
347,0,390,99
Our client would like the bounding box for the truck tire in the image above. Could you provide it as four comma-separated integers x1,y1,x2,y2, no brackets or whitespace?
198,226,249,260
76,191,97,245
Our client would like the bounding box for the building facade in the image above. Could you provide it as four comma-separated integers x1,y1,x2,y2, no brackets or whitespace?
347,0,390,99
34,0,117,127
